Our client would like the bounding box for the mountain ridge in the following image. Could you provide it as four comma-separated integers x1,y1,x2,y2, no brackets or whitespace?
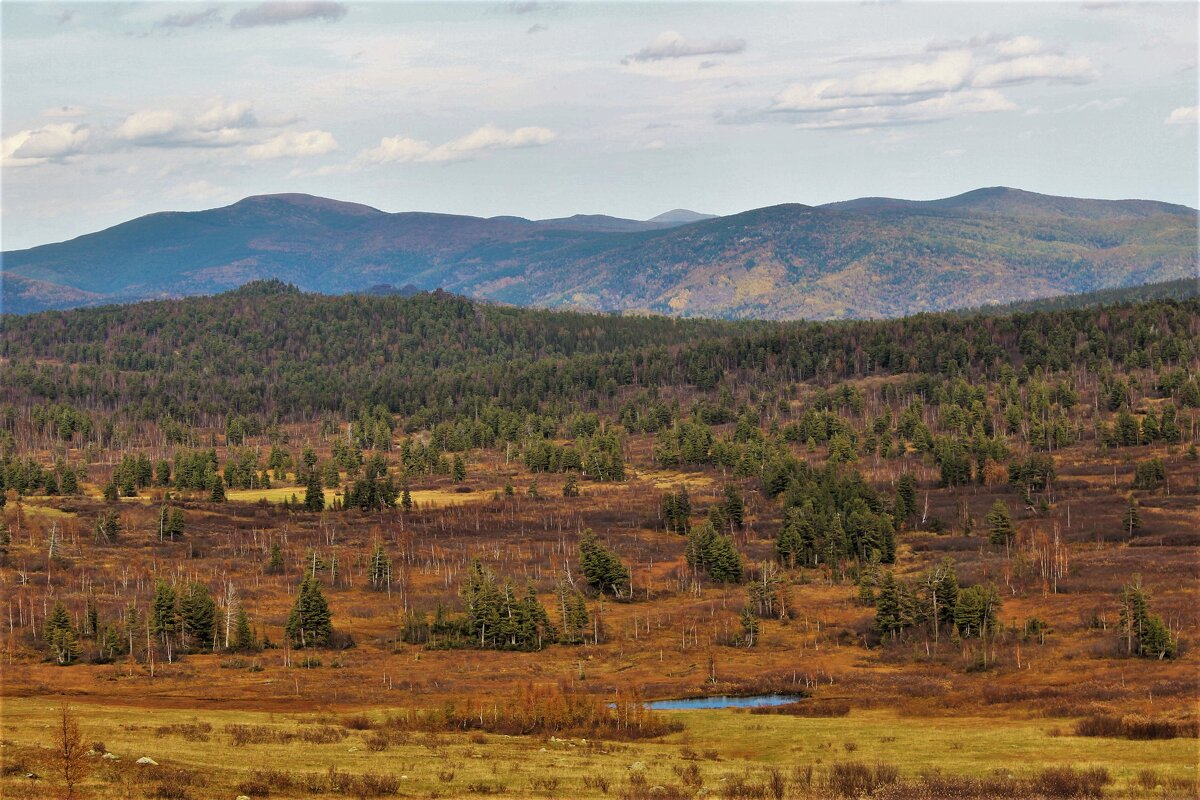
3,187,1196,318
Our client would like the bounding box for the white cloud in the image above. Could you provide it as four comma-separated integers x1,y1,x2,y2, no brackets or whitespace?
791,89,1015,129
994,36,1046,58
2,123,90,167
355,136,432,166
973,55,1097,87
626,31,746,63
115,101,262,148
354,124,557,167
230,2,346,28
196,101,257,131
1165,106,1198,125
768,37,1096,129
246,130,339,159
159,7,221,28
116,109,185,142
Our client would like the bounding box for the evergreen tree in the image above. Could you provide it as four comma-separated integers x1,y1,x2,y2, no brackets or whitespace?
578,528,630,596
661,486,692,535
179,582,216,651
151,579,178,641
738,606,759,647
102,482,119,503
60,469,78,496
986,500,1014,546
400,480,413,511
954,585,1001,639
562,474,580,497
452,455,467,483
723,485,745,528
285,576,333,648
45,601,73,645
209,474,226,503
556,580,590,645
1123,496,1141,538
94,510,120,545
267,542,285,574
704,533,744,583
304,469,325,512
232,605,258,652
873,571,905,638
894,473,917,526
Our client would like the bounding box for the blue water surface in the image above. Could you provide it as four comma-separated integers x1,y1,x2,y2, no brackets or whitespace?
641,694,803,710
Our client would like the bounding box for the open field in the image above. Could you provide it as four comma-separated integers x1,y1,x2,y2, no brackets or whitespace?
2,697,1197,799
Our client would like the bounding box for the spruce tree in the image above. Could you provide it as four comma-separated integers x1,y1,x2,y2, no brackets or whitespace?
452,455,466,483
704,533,744,583
151,579,178,641
738,606,759,647
267,542,285,574
45,602,73,645
723,485,745,528
285,576,332,648
873,571,904,637
232,605,257,652
304,470,325,512
986,500,1014,546
209,475,226,503
578,528,630,596
1123,496,1141,538
179,582,216,651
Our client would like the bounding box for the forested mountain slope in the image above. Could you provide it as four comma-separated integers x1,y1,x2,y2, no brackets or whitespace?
3,187,1195,318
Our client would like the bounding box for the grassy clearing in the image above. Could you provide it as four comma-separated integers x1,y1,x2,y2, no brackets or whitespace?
223,485,495,508
1,698,1195,799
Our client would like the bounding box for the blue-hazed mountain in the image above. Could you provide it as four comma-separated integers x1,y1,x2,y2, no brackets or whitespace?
2,187,1195,318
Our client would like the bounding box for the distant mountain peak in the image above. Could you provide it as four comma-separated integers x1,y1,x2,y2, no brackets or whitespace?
647,209,717,224
229,193,384,216
3,187,1194,319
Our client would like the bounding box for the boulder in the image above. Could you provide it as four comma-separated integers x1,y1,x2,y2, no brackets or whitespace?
136,757,158,766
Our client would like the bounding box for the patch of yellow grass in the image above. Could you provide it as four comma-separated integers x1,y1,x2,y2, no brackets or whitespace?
1,698,1194,800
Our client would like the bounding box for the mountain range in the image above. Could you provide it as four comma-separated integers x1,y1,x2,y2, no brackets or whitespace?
2,187,1196,319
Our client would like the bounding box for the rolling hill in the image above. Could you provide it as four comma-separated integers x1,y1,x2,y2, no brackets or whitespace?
2,187,1195,319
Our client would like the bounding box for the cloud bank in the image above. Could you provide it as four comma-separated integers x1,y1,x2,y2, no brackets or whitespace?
626,31,746,63
354,124,557,166
230,2,347,29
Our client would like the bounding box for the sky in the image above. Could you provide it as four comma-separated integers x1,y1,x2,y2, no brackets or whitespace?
1,1,1197,251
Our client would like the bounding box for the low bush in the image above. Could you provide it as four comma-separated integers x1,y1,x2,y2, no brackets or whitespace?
1075,714,1198,740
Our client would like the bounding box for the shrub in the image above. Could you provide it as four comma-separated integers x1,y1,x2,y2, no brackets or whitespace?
826,761,899,798
364,731,390,752
1033,766,1110,799
1075,714,1198,740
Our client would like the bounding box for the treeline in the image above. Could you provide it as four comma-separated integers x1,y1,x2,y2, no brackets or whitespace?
2,284,1197,431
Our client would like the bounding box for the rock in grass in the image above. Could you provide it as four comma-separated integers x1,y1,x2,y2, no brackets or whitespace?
136,756,158,765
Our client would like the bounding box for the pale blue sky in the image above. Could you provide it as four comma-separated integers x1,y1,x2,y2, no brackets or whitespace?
2,1,1197,250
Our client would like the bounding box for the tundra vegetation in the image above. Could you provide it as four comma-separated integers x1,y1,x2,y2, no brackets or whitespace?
0,283,1197,798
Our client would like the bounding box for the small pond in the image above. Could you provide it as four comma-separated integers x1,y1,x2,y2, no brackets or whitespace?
641,694,804,710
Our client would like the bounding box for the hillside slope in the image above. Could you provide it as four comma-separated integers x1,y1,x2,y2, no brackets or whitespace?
2,188,1195,319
